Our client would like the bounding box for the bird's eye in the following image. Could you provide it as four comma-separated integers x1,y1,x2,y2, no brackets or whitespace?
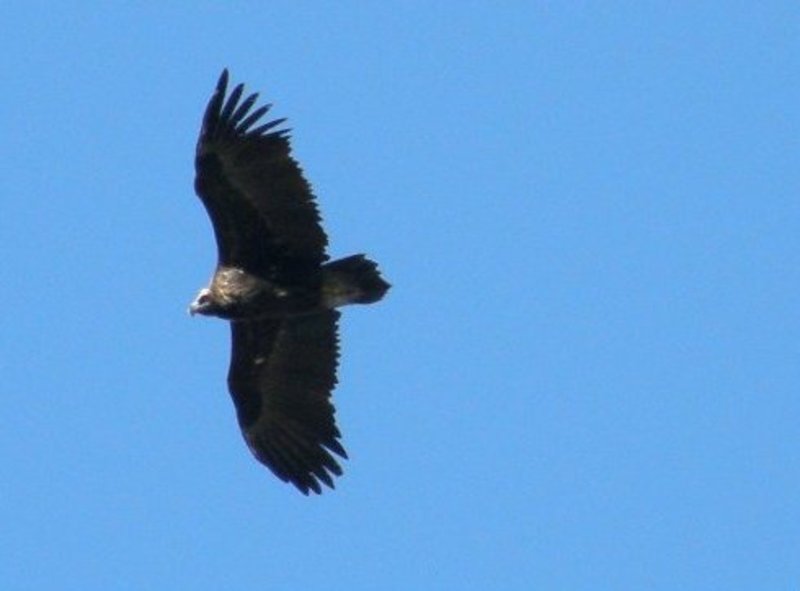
198,293,211,305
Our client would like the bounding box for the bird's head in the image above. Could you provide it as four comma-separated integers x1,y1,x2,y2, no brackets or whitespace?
188,288,218,317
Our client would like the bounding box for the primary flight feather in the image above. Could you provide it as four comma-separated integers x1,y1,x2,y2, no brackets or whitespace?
190,69,390,495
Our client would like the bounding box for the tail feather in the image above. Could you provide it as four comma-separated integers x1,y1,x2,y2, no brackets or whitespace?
323,255,390,308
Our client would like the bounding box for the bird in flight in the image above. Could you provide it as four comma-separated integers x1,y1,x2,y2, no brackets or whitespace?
189,69,390,494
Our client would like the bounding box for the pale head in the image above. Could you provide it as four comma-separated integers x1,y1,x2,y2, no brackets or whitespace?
188,287,214,316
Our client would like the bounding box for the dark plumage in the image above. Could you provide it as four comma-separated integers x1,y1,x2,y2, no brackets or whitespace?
189,69,389,494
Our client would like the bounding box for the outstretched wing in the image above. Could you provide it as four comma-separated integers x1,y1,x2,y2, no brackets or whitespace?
228,311,346,494
194,69,329,278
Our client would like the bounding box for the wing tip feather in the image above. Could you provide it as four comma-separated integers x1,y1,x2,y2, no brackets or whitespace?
201,68,288,142
245,425,346,495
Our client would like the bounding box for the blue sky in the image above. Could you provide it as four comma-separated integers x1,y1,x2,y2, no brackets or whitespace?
1,3,798,589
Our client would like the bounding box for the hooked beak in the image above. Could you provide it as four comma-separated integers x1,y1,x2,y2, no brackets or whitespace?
189,288,212,317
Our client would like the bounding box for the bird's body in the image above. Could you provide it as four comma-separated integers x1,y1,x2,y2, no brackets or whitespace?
189,70,389,494
193,254,385,320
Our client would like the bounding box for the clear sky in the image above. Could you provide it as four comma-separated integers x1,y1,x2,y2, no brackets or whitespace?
1,3,798,590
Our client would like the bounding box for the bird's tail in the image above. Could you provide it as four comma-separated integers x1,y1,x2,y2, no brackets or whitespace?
322,254,390,308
